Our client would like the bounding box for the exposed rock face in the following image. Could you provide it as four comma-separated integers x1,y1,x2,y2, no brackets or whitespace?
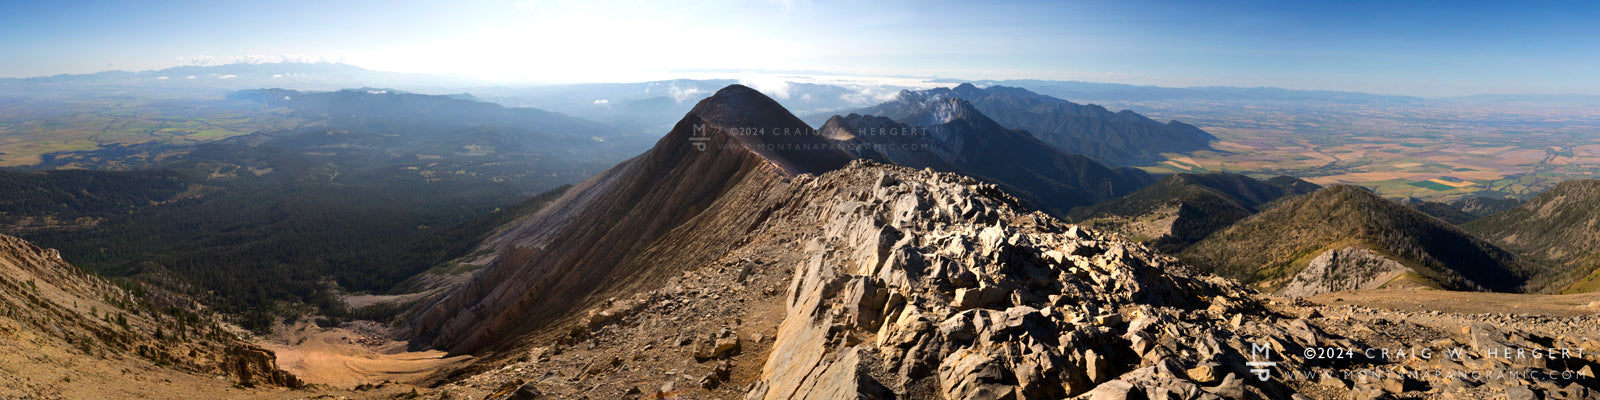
1279,247,1413,296
224,344,303,388
742,162,1269,399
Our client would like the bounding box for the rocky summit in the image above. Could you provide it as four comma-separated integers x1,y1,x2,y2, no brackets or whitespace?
438,159,1600,400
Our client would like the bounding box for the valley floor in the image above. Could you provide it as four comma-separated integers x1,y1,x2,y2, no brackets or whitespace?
262,318,472,390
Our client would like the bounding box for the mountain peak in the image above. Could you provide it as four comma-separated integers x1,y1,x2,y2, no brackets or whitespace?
671,84,854,175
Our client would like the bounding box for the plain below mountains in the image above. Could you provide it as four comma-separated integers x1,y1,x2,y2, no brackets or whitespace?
844,83,1216,166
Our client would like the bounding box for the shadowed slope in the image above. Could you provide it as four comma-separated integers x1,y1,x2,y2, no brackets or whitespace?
406,85,853,353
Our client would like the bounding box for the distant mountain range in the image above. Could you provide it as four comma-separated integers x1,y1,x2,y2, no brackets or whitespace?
847,83,1217,166
0,62,482,98
820,95,1154,215
939,78,1600,107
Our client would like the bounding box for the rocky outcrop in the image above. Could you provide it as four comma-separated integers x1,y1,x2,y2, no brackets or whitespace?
224,344,303,388
1279,247,1413,297
423,159,1600,400
740,162,1293,399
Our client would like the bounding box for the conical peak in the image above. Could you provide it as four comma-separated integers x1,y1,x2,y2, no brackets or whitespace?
686,84,795,128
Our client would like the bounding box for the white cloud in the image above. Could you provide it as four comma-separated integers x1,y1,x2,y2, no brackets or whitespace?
218,74,237,79
185,76,196,79
155,76,169,80
593,99,610,104
738,75,793,100
668,86,704,103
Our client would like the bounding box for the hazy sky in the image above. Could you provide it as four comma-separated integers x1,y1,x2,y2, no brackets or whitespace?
3,0,1597,96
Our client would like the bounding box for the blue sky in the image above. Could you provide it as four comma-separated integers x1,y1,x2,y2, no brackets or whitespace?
2,0,1597,96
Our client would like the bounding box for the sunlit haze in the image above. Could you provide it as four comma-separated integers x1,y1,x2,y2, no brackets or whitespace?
4,0,1598,96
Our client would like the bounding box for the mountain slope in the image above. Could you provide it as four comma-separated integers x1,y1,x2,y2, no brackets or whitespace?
406,85,1165,354
1072,172,1321,251
12,88,629,333
406,85,856,354
1179,185,1534,295
0,233,303,398
851,83,1215,166
1464,180,1600,293
821,98,1154,216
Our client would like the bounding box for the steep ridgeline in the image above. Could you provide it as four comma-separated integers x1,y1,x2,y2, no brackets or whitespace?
850,83,1216,166
438,161,1581,400
1179,185,1535,296
0,233,299,398
1071,173,1320,252
406,85,1151,354
819,97,1154,217
1465,180,1600,293
406,85,858,354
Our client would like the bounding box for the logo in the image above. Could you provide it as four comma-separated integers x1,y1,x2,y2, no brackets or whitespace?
1247,341,1277,381
690,125,711,151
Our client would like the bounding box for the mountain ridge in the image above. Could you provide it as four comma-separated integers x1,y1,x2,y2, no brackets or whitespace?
850,83,1215,166
1180,184,1535,295
1465,179,1600,292
406,85,851,353
1072,172,1321,252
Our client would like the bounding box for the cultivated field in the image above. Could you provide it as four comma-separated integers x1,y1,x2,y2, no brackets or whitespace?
1116,99,1600,200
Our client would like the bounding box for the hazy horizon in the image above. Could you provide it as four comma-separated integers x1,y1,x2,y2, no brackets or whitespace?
4,0,1599,97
